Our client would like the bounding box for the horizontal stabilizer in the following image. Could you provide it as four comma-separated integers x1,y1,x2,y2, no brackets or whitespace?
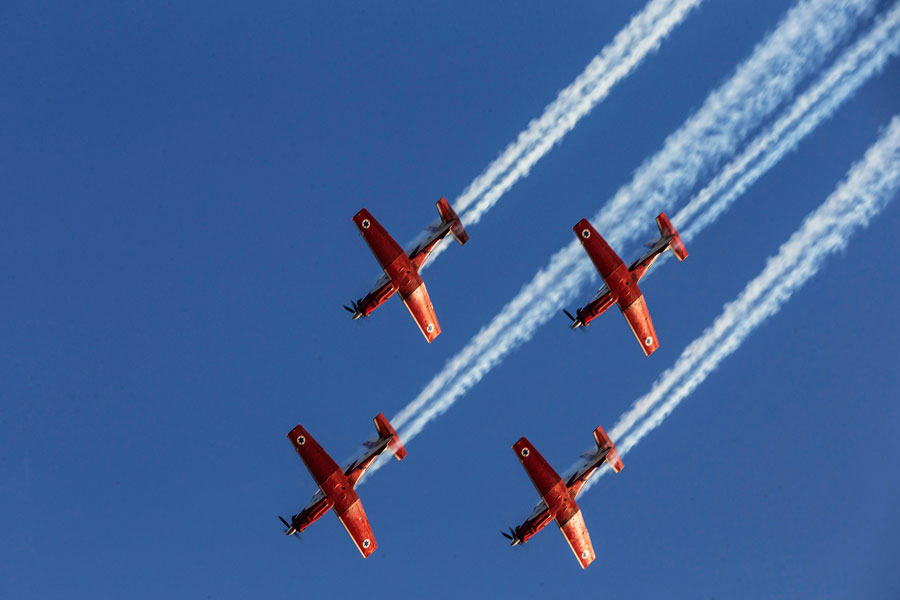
436,197,469,246
656,212,687,261
593,425,624,473
373,413,407,461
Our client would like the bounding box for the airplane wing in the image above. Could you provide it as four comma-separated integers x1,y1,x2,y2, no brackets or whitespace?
573,218,626,279
513,437,563,497
620,295,660,356
287,424,341,488
353,209,405,272
335,497,378,558
353,209,441,341
400,280,441,342
558,510,595,569
514,437,596,569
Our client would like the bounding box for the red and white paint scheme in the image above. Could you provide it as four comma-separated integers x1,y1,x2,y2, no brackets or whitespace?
503,425,624,569
564,212,688,356
345,197,469,343
279,413,407,558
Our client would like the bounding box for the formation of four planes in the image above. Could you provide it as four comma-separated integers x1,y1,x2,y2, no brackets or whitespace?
281,198,688,568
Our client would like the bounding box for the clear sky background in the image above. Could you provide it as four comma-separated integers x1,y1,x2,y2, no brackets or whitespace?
2,1,899,598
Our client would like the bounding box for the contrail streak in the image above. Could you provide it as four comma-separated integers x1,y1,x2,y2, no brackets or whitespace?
454,0,704,223
395,0,873,430
608,2,900,440
358,0,877,481
579,116,900,495
415,0,705,266
676,1,900,239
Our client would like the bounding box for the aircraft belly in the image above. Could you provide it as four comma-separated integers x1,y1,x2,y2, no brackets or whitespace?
517,505,553,543
383,253,420,298
359,280,396,315
295,494,334,531
330,482,362,516
607,264,642,308
580,292,616,325
319,470,357,512
543,483,580,525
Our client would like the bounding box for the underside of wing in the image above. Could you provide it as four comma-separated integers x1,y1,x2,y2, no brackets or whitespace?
573,218,626,279
558,509,595,569
512,438,563,498
335,497,377,558
353,209,405,272
401,281,441,342
287,424,341,488
621,295,660,356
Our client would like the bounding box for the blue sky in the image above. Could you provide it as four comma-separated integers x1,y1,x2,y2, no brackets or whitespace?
2,1,899,598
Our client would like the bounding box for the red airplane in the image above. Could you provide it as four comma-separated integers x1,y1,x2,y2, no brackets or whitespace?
503,425,624,569
279,413,407,558
564,212,687,356
345,197,469,343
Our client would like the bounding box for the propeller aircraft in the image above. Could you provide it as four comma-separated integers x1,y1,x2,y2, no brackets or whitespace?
346,197,469,342
279,413,407,558
503,425,624,569
564,212,687,356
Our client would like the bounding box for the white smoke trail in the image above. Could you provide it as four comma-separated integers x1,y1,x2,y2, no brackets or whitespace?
454,0,704,223
607,1,900,439
579,116,900,495
358,0,877,481
393,0,873,432
676,1,900,239
414,0,705,266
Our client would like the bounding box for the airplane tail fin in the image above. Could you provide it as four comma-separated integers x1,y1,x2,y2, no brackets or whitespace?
656,212,687,261
373,413,407,461
436,197,469,246
593,425,624,473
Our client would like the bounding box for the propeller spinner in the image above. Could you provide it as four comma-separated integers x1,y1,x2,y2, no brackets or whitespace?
500,527,522,546
279,515,302,541
343,300,364,320
562,309,585,330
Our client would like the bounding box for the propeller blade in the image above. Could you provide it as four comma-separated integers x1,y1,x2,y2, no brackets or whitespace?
279,516,303,542
562,309,576,322
500,530,513,540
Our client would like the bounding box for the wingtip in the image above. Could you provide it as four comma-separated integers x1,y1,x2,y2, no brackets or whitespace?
359,538,378,558
422,323,441,343
572,217,591,231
